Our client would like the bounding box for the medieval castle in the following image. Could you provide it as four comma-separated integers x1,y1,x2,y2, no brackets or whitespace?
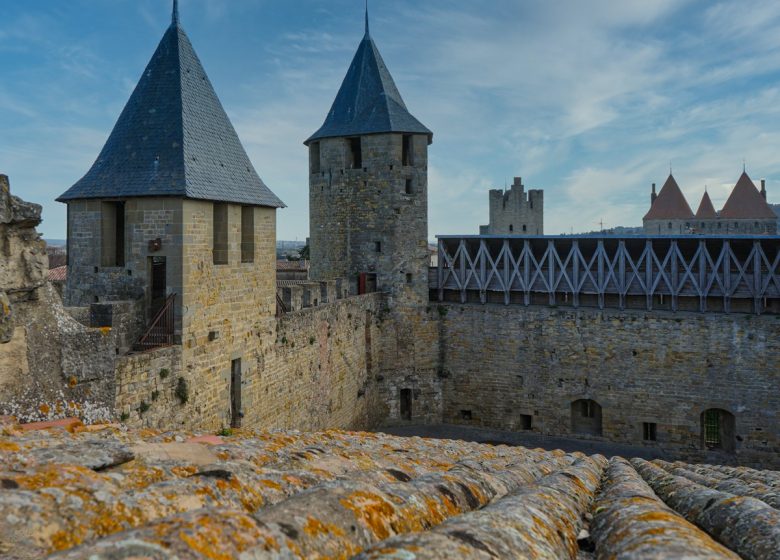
0,2,778,473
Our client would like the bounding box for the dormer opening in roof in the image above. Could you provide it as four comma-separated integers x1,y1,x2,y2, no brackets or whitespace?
307,5,433,307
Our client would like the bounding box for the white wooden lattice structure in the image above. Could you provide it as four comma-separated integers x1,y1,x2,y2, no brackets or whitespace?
434,235,780,314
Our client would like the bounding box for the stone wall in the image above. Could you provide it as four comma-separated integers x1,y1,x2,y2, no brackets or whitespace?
115,293,402,431
438,303,780,468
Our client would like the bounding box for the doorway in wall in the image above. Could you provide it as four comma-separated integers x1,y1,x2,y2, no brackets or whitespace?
400,388,412,420
149,256,167,316
231,358,242,428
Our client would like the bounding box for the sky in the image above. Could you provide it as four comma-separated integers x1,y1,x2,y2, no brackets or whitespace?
3,0,780,241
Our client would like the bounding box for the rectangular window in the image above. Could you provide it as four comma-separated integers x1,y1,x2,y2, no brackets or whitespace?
101,201,125,267
375,241,382,253
231,358,242,428
400,388,412,420
405,273,413,284
704,410,721,447
241,206,254,263
310,141,321,174
405,179,414,194
402,134,414,166
213,203,229,265
520,414,533,430
349,137,362,169
643,422,657,441
582,401,594,418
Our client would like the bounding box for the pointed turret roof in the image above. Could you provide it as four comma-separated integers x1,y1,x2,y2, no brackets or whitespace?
643,174,694,220
719,172,775,219
305,11,432,145
58,5,284,208
695,190,717,219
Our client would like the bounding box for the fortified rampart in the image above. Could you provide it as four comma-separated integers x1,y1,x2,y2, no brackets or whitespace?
437,304,780,469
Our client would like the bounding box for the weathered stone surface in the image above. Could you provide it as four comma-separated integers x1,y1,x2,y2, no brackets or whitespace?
590,457,738,559
633,458,780,560
0,175,47,297
0,291,12,343
357,456,604,559
1,424,779,559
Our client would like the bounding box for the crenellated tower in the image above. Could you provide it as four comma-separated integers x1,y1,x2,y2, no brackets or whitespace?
305,9,432,307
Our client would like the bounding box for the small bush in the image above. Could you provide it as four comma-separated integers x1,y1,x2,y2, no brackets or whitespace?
151,390,160,401
217,428,233,437
159,368,170,379
175,377,189,405
437,305,448,317
309,336,315,345
138,401,150,414
281,336,288,345
120,411,130,422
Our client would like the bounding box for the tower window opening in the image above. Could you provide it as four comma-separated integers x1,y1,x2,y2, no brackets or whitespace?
101,201,126,267
522,225,527,232
406,273,412,284
213,203,229,265
405,179,413,194
375,241,382,253
643,422,657,441
348,137,362,169
241,206,254,263
310,141,321,174
402,135,414,166
509,224,514,232
400,389,412,420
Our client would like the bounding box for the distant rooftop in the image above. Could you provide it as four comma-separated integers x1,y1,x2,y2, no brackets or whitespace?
58,2,284,208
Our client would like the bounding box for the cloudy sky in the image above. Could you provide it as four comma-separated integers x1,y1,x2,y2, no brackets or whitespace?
2,0,780,240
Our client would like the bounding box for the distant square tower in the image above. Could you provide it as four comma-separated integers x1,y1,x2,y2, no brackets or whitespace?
305,12,432,307
480,177,544,235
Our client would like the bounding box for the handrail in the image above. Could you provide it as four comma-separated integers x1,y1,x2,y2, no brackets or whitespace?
134,293,176,352
276,293,288,317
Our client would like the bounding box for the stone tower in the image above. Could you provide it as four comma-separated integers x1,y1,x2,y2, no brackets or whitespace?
57,2,284,428
305,10,432,307
479,177,544,235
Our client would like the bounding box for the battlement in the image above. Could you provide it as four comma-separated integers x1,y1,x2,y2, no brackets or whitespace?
481,177,544,235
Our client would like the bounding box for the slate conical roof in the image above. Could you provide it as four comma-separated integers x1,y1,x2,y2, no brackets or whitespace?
695,190,717,219
305,22,432,145
719,172,775,219
643,174,694,220
58,10,284,208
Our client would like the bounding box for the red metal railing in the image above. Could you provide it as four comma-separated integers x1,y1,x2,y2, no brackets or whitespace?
134,293,176,352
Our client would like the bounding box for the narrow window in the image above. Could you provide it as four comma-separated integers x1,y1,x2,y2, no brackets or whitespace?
643,422,657,441
101,201,125,267
310,141,321,174
400,389,412,420
349,137,362,169
703,409,721,447
522,225,527,232
241,206,254,263
375,241,382,253
668,222,672,229
405,273,413,284
213,203,229,265
231,358,242,428
460,410,472,420
520,414,533,430
509,224,514,232
402,134,414,166
405,179,413,194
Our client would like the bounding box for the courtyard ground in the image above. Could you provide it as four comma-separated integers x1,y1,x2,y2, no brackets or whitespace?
376,423,668,460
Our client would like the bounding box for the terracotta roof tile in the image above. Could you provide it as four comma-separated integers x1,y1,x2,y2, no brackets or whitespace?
719,172,776,219
695,191,717,219
47,266,67,282
643,174,694,221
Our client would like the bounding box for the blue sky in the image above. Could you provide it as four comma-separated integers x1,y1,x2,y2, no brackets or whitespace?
3,0,780,240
